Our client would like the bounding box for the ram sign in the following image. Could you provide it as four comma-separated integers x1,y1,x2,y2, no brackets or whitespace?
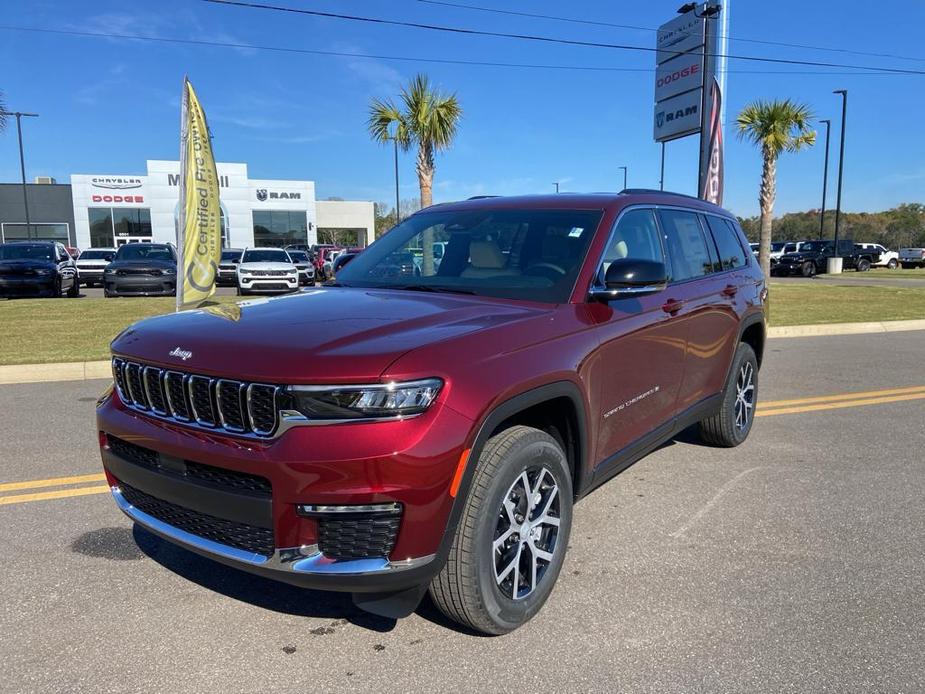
653,90,702,142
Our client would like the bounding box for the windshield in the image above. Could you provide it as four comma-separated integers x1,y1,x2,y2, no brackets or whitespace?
771,242,787,251
221,250,242,262
800,241,830,253
288,251,309,262
335,207,604,303
79,250,115,261
115,245,175,262
0,244,55,261
242,249,291,263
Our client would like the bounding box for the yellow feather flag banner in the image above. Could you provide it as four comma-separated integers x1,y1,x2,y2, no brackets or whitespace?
176,77,221,309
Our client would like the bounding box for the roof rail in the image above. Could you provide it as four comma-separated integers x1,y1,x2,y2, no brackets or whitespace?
619,188,707,202
467,195,500,200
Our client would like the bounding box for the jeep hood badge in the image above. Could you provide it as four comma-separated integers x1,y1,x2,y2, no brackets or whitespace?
169,347,193,361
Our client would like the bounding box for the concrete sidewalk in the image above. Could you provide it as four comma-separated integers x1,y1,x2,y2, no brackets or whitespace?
2,318,924,386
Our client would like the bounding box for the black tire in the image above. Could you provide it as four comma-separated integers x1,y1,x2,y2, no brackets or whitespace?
53,278,63,298
857,258,871,272
888,259,899,270
700,342,758,448
67,276,80,297
801,261,816,277
429,425,573,635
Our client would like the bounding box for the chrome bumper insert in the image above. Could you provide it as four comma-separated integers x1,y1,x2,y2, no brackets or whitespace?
112,486,434,576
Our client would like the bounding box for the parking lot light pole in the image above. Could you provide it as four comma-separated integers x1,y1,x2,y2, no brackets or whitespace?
553,181,560,193
832,90,848,257
619,166,627,190
1,110,39,239
819,119,831,238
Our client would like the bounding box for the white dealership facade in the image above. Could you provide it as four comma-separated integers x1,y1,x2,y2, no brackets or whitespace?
71,160,375,249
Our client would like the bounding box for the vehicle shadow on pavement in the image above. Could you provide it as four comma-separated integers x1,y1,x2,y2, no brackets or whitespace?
131,525,399,633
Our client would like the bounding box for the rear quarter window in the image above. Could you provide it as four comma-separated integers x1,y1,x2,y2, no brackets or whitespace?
704,216,748,270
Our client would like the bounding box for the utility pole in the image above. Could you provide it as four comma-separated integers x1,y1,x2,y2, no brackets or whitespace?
818,119,831,238
619,166,627,190
0,110,40,239
833,90,848,264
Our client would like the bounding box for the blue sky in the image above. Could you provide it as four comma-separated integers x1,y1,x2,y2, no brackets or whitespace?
1,0,923,217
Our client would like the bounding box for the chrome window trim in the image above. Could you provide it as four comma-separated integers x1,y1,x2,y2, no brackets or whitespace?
589,204,667,293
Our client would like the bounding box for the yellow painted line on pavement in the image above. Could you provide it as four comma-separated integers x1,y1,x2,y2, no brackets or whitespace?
0,485,110,506
0,472,106,493
760,384,925,410
757,391,925,417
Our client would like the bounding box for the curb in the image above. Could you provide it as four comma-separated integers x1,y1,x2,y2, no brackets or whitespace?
0,360,111,386
1,318,924,385
768,318,925,339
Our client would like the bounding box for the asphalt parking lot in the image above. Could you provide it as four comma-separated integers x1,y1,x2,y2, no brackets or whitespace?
1,331,924,692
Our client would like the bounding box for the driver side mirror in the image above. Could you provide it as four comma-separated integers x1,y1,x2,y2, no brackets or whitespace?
590,259,667,301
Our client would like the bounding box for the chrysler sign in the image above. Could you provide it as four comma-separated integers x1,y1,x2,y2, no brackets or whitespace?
656,11,705,64
91,177,142,189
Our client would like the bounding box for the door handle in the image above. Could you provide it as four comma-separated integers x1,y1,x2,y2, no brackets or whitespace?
662,299,686,314
722,284,738,298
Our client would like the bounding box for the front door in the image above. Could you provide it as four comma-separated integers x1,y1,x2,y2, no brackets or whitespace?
591,207,686,467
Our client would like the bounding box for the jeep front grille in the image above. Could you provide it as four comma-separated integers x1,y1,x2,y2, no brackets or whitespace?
112,357,279,437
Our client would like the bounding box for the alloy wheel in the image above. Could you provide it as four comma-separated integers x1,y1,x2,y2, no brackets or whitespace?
734,361,755,431
493,466,561,600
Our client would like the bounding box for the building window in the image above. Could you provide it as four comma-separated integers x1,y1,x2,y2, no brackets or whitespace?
88,207,152,247
174,204,229,248
253,210,307,247
1,222,69,243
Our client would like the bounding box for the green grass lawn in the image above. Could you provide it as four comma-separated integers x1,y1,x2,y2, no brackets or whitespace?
769,283,925,326
1,284,925,366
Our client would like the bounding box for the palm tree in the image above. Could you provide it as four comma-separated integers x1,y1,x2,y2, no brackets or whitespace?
737,99,816,277
367,74,462,275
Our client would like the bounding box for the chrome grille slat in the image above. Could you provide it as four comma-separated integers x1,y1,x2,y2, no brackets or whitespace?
110,358,282,438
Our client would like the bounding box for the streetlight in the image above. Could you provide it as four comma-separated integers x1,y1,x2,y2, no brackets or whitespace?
388,122,401,225
618,166,628,190
553,181,560,193
0,110,40,239
832,89,848,272
818,119,831,238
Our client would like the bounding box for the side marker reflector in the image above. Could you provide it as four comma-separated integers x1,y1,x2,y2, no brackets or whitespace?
449,448,471,498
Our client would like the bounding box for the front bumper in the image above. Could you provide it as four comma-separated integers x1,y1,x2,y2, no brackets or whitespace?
105,274,176,296
238,275,299,293
78,268,105,283
0,276,56,297
217,268,237,285
97,389,473,592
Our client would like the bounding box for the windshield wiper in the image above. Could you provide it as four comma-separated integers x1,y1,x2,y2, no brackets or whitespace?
392,284,476,296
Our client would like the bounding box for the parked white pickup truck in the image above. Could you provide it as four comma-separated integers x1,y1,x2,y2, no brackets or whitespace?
856,243,899,269
900,247,925,268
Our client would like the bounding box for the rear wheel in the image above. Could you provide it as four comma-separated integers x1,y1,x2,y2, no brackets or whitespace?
700,342,758,447
429,425,573,635
801,261,816,277
887,258,899,270
857,258,871,272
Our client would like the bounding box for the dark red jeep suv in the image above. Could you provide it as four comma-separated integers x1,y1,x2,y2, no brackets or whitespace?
97,191,766,634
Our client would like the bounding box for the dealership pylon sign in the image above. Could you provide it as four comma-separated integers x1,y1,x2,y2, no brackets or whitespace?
653,2,725,205
176,77,221,309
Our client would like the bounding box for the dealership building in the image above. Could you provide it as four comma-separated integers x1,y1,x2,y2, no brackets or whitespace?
0,160,375,249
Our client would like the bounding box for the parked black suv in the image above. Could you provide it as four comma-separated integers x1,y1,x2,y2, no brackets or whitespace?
772,239,879,277
0,241,79,298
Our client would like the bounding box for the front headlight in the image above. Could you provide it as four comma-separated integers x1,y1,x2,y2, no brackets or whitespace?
284,378,443,421
104,268,115,274
36,268,55,276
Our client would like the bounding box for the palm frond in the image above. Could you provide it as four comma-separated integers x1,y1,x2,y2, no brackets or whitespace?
736,98,816,157
366,97,410,149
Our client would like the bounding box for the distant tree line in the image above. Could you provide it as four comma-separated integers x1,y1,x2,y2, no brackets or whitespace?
374,198,422,235
737,203,925,250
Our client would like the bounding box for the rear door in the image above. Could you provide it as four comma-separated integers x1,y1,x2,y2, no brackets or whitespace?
591,207,686,465
658,208,737,413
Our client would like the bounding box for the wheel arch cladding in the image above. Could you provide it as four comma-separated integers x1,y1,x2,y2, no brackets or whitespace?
740,319,765,369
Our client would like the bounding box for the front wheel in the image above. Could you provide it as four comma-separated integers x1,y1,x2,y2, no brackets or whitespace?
429,425,573,635
801,261,816,277
67,276,80,297
700,342,758,447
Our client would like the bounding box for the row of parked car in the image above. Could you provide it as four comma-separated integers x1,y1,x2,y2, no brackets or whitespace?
0,240,363,299
749,239,925,277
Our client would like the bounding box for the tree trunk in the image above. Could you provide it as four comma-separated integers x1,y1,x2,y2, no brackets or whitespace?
417,143,436,276
758,147,777,278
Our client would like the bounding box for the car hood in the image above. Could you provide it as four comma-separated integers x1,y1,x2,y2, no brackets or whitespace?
108,259,176,271
111,287,551,382
0,259,56,275
238,262,294,271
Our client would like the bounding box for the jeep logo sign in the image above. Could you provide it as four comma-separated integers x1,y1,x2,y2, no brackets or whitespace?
653,90,702,143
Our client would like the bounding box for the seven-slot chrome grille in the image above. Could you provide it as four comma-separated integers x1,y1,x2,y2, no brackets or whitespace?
112,357,279,437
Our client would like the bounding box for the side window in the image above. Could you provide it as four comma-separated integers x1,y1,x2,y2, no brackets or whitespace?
705,216,748,270
658,209,713,281
599,208,664,281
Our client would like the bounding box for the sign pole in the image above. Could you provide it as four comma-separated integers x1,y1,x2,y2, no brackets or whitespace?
697,2,720,197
